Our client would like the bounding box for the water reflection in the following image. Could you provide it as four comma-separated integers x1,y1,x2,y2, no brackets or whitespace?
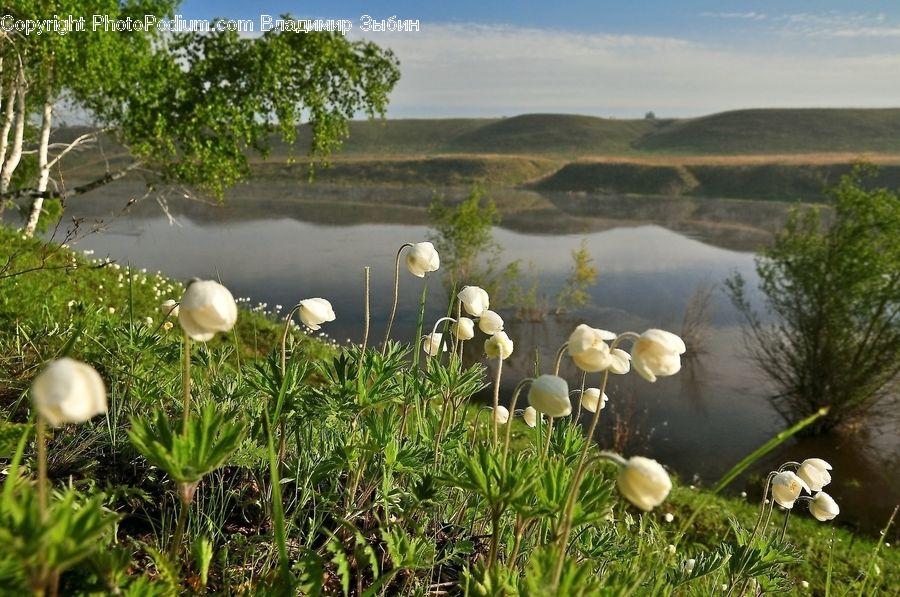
27,182,897,531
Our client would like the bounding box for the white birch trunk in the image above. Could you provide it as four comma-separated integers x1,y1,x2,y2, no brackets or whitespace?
22,97,53,237
0,65,25,195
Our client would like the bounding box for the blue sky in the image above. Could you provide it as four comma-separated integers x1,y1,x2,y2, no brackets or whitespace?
180,1,900,118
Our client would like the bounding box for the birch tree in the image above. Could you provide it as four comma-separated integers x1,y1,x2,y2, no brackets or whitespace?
0,1,399,236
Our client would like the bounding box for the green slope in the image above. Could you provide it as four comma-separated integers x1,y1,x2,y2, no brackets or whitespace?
443,113,663,154
636,108,900,154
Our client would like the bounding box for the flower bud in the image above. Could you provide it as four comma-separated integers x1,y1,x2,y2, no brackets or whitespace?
523,406,540,428
31,358,107,427
528,375,571,417
485,331,514,360
160,299,179,318
453,317,475,340
478,310,504,335
405,241,440,277
771,471,810,508
632,329,686,382
422,333,446,357
297,298,335,331
608,348,631,374
580,388,608,413
568,324,616,372
493,405,510,425
617,456,672,511
458,286,490,317
178,280,238,341
809,491,839,521
796,458,832,492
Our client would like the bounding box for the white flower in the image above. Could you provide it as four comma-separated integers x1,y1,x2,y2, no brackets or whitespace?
580,388,608,413
484,331,514,360
664,512,674,523
684,558,696,573
796,458,832,492
422,333,446,357
452,317,475,340
800,580,810,589
528,375,571,417
523,406,540,428
458,286,490,317
144,317,153,326
31,358,107,427
160,299,179,318
108,307,116,315
568,324,616,372
405,241,440,277
632,329,686,382
608,348,631,374
493,405,510,425
809,491,840,522
771,471,810,508
666,544,676,555
478,310,504,335
617,456,672,511
178,280,238,341
297,298,336,331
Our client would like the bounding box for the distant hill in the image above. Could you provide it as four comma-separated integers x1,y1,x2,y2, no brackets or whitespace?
635,108,900,154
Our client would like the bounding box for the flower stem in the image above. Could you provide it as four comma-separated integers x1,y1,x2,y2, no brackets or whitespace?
552,368,611,588
491,357,503,447
182,333,191,435
382,243,413,354
574,371,586,421
361,267,370,355
169,490,190,559
503,378,533,465
553,342,568,376
541,417,554,461
36,416,48,521
280,304,303,374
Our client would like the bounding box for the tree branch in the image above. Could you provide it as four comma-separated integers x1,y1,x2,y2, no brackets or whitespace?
0,160,144,201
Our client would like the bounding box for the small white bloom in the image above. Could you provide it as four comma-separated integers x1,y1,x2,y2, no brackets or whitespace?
67,300,76,309
478,310,504,335
452,317,475,340
580,387,608,413
523,406,540,428
664,512,674,523
457,286,490,317
422,333,446,357
178,280,238,341
666,544,676,555
31,358,107,427
528,375,571,417
617,456,672,511
567,324,616,372
144,317,153,326
796,458,832,492
484,331,514,360
108,307,115,314
632,329,686,382
405,241,440,277
684,558,696,573
493,405,510,425
771,471,810,509
297,298,336,331
809,491,840,522
740,491,747,498
800,580,810,589
608,348,631,374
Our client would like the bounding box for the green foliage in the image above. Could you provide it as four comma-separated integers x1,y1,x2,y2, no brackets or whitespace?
728,164,900,432
556,240,598,313
128,403,247,484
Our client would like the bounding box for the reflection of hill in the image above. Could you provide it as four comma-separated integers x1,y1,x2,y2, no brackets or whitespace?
67,181,793,252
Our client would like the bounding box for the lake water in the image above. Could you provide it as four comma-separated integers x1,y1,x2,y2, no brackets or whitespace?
31,182,900,532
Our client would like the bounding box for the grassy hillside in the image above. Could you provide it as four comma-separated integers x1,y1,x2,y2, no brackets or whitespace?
532,158,900,200
443,113,663,154
636,108,900,154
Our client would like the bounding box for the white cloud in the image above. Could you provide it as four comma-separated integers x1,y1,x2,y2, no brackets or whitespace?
356,23,900,117
700,12,766,21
